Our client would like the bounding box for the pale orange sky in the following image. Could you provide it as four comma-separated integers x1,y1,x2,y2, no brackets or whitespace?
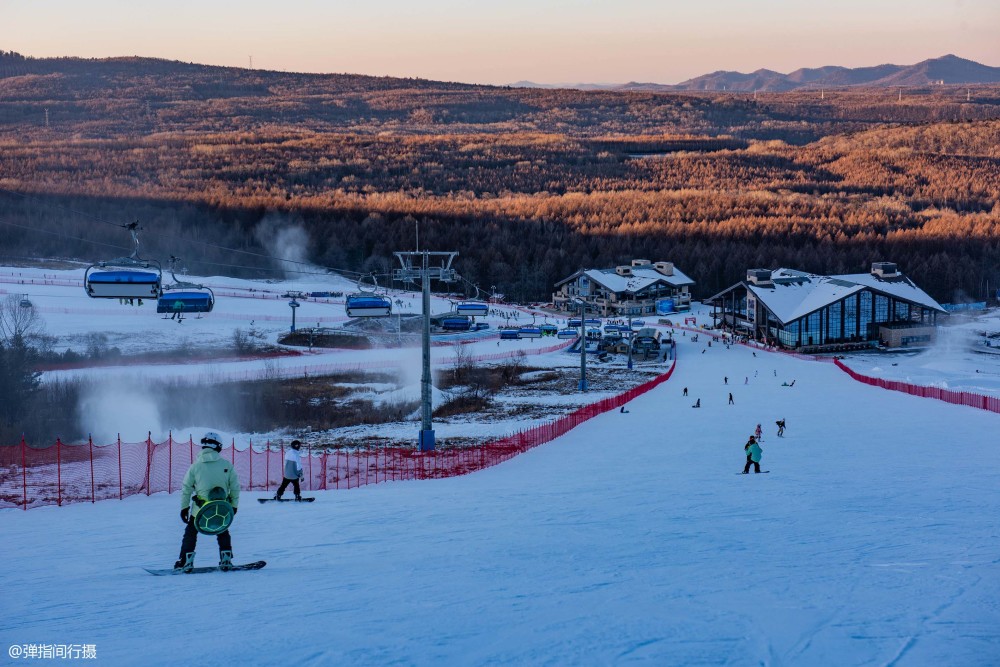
2,0,998,84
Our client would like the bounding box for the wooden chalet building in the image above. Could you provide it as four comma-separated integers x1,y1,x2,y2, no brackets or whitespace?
552,259,695,317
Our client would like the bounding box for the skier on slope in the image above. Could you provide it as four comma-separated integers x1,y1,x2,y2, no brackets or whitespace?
776,418,786,437
742,435,763,474
274,440,305,500
175,432,241,572
754,423,763,441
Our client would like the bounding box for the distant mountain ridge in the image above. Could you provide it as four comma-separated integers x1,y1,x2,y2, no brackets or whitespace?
512,55,1000,92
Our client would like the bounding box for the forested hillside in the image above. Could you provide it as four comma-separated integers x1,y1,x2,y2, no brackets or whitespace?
1,52,999,301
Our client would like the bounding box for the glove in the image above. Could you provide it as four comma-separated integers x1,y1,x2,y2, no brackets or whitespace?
180,508,189,523
232,507,238,516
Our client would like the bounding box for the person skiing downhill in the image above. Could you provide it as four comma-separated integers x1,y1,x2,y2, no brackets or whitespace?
776,419,786,437
274,440,305,500
754,423,763,441
175,432,240,572
742,435,763,474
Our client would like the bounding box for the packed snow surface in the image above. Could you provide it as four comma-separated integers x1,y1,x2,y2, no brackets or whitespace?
3,268,1000,666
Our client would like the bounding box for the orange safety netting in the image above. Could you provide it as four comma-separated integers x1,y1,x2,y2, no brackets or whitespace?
2,360,675,510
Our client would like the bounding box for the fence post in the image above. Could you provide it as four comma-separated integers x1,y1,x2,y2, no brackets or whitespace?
249,438,253,491
266,441,270,491
308,449,313,491
21,435,27,510
145,432,152,496
56,438,62,506
117,434,123,501
168,432,173,494
89,435,95,504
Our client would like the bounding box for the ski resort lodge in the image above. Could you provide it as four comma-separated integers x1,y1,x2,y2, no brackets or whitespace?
552,259,695,317
706,262,945,352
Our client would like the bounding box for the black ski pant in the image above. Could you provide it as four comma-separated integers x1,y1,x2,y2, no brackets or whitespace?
179,519,232,560
276,477,301,498
743,455,761,474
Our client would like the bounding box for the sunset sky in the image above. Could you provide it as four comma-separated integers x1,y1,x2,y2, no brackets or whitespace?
3,0,998,84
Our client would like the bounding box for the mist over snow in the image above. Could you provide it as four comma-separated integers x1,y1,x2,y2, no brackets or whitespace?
253,213,311,278
77,380,163,443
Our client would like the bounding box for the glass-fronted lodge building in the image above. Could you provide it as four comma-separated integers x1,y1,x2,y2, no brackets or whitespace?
706,263,945,352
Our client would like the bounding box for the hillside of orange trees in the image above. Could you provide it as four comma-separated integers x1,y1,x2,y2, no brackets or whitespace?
0,52,999,302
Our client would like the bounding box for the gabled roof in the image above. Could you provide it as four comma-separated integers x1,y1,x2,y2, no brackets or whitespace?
555,265,695,293
710,267,945,325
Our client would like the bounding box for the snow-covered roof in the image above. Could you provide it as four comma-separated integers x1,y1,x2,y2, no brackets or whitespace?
718,267,945,324
837,272,944,313
557,265,695,293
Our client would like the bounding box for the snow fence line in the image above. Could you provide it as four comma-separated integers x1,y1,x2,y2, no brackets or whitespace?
1,359,676,510
832,359,1000,414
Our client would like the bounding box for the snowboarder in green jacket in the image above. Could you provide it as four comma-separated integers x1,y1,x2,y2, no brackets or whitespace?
742,435,762,474
175,432,241,572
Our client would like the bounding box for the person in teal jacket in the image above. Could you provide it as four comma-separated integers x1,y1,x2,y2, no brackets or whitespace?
174,432,241,571
742,435,762,474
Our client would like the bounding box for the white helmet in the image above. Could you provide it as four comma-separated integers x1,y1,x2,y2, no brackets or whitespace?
200,431,223,450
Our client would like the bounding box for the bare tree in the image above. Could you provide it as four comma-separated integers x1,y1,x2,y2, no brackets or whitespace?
0,295,43,345
450,342,475,385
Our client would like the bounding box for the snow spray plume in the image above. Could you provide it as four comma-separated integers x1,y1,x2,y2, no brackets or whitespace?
254,213,310,278
77,380,163,444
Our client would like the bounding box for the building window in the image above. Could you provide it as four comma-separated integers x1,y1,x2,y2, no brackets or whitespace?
894,301,910,321
860,291,873,338
874,294,889,324
777,321,799,347
828,302,842,342
801,312,822,346
844,295,858,339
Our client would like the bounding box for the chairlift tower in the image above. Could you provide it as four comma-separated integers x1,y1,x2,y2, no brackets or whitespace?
393,250,458,451
573,298,588,391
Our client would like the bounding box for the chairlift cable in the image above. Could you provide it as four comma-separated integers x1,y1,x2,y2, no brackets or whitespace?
0,188,386,282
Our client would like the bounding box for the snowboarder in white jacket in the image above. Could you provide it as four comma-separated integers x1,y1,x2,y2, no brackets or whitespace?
274,440,304,500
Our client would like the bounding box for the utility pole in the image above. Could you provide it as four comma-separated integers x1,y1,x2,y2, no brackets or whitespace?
394,250,458,451
283,292,305,332
575,299,588,391
249,55,253,70
44,108,49,128
627,306,633,370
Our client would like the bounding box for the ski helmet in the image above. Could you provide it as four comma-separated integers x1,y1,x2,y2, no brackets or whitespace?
290,440,302,450
201,431,223,451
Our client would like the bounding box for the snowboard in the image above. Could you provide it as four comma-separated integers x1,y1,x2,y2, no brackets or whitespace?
737,471,770,475
257,497,315,503
145,561,267,576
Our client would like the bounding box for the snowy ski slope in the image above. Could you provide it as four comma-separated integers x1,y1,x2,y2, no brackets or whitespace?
2,267,999,666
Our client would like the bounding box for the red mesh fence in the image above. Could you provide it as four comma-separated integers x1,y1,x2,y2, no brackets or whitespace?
1,359,675,510
833,359,1000,413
